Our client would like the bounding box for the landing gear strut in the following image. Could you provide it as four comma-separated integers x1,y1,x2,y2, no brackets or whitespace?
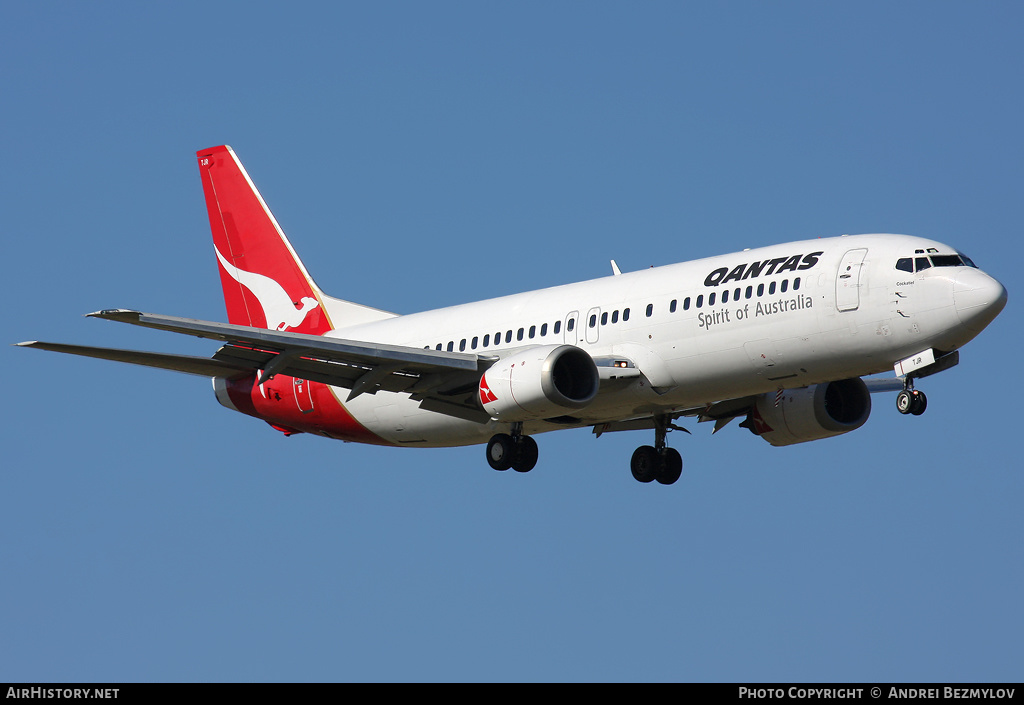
630,415,684,485
896,379,928,416
486,423,539,473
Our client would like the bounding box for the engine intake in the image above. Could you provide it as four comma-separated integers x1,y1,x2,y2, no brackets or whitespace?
479,345,599,421
745,377,871,447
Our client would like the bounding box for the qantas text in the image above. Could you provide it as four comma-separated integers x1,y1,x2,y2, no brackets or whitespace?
704,251,823,288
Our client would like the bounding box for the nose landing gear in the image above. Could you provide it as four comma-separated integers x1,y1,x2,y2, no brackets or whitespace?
896,383,928,416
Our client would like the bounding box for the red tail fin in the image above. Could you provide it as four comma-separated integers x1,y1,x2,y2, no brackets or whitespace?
197,145,332,334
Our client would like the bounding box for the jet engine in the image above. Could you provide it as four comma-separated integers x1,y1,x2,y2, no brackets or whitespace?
479,344,599,422
743,377,871,447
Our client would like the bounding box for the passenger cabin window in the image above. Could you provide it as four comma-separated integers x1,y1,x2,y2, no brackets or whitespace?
669,300,677,313
722,289,729,303
459,339,466,351
540,323,547,336
554,320,562,334
589,314,597,328
709,292,716,306
611,310,619,323
696,295,703,308
683,297,691,310
566,319,574,332
517,328,524,341
601,312,608,325
645,304,653,317
623,308,630,321
529,325,536,338
483,334,490,347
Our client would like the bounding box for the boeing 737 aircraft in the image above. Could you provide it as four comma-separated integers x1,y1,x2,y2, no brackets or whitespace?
18,145,1008,484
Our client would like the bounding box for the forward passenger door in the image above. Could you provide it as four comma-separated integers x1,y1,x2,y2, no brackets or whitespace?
836,248,868,312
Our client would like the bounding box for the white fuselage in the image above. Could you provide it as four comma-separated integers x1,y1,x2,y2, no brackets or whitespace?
323,233,1002,447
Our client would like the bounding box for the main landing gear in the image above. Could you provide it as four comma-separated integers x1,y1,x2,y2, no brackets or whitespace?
895,381,928,416
486,423,539,473
630,415,684,485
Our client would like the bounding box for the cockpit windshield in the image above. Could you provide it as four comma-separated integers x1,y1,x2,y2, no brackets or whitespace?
957,252,977,268
895,252,978,273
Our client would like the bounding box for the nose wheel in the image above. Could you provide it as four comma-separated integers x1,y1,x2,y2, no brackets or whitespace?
896,386,928,416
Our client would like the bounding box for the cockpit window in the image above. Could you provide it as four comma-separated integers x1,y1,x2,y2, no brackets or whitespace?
930,254,965,268
899,252,978,273
958,252,978,268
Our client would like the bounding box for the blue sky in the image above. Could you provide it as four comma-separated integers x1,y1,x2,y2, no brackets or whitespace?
2,2,1021,682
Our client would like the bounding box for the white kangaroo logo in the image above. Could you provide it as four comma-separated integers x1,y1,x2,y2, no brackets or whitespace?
215,248,319,331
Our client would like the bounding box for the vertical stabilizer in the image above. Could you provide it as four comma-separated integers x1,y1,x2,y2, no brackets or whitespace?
197,145,334,334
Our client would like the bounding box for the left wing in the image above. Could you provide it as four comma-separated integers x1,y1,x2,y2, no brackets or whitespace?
14,341,253,378
19,309,495,423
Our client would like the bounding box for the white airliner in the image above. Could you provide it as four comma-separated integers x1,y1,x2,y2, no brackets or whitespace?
18,145,1008,484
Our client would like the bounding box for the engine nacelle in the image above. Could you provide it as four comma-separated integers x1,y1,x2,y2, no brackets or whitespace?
744,378,871,447
479,345,599,421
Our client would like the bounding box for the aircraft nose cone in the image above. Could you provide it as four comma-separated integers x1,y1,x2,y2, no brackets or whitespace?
954,268,1007,333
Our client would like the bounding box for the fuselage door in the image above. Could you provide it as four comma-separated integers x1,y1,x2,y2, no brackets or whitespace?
585,307,601,344
564,311,579,346
836,248,868,312
293,377,314,414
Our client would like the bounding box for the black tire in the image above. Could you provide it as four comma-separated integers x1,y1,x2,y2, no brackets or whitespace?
630,445,660,483
512,435,539,473
910,390,928,416
896,389,914,415
656,448,683,485
486,433,515,471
